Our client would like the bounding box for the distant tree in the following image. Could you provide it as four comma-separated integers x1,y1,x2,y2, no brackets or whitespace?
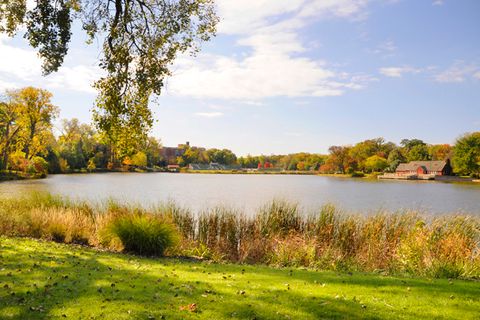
386,148,405,172
296,161,305,171
406,144,430,162
348,138,391,171
429,144,453,161
207,148,237,165
58,118,94,169
327,146,352,173
452,132,480,177
87,158,96,172
143,137,162,167
400,139,426,150
365,155,388,172
131,151,147,167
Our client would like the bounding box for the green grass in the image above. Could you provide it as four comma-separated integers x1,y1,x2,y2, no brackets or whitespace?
1,237,479,320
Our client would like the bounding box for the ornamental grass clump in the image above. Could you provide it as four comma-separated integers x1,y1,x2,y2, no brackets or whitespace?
103,212,179,256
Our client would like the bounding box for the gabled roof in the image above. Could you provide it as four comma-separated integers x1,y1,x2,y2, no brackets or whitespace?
396,160,448,172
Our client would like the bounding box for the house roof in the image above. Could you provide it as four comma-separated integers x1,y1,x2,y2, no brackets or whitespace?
396,161,447,172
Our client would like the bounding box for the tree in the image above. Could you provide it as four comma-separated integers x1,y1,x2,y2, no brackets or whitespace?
406,144,430,162
206,148,237,165
0,98,21,170
7,87,58,160
429,144,453,161
1,0,218,156
143,137,162,167
452,132,480,177
386,148,405,172
348,138,391,171
365,155,388,172
327,146,353,173
400,139,426,150
131,151,147,167
58,118,96,169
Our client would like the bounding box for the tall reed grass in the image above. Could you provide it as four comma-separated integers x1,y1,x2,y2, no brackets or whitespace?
0,193,478,278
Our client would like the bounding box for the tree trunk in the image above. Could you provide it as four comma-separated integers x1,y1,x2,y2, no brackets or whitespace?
24,122,36,160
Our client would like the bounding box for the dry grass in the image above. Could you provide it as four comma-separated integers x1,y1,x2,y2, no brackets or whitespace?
0,193,478,278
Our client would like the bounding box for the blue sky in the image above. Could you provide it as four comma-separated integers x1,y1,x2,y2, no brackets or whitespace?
0,0,479,155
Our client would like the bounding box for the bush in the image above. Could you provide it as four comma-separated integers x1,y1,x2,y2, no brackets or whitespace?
103,213,179,256
31,156,49,176
351,171,365,178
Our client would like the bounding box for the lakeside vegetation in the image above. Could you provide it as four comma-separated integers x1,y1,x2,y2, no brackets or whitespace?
2,237,479,320
2,88,479,180
1,193,478,280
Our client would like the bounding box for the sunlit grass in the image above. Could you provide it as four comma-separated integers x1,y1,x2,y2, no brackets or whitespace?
0,237,479,320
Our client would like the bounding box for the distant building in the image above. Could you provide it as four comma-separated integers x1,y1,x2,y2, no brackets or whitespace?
396,160,452,176
160,141,189,164
160,141,207,165
167,164,180,172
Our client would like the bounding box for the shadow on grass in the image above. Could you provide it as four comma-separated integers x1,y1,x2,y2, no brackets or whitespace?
1,238,479,320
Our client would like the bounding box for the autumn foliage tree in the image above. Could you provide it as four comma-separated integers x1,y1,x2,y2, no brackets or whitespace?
0,0,218,157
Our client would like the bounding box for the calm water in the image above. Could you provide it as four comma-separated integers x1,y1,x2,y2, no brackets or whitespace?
1,173,479,215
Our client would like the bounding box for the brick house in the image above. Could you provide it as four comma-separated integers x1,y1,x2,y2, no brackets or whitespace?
395,160,452,176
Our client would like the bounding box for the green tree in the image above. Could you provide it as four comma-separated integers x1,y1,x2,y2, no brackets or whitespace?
58,118,96,169
406,144,430,162
365,155,388,172
386,148,405,172
143,137,162,167
206,148,237,165
1,0,218,156
400,139,426,151
452,132,480,177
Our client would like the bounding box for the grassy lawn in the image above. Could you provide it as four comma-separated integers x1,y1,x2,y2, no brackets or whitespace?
0,237,479,320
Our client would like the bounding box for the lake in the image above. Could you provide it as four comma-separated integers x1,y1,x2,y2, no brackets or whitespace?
1,173,479,215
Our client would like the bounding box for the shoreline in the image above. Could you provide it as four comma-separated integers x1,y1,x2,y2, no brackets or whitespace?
2,168,478,184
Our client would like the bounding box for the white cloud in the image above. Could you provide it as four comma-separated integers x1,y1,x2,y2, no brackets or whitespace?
166,0,374,100
432,0,444,6
194,112,224,118
0,35,99,94
216,0,369,35
473,71,480,80
2,0,375,101
368,40,397,57
379,66,421,78
434,61,479,83
0,34,42,80
46,65,100,94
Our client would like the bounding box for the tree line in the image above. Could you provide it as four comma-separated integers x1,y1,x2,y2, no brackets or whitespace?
239,135,479,177
0,87,164,176
1,87,479,178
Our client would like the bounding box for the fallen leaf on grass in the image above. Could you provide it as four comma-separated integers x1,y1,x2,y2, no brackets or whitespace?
179,303,197,312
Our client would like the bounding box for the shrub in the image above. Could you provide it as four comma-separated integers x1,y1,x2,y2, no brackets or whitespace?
103,212,179,256
351,171,365,178
256,200,301,236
